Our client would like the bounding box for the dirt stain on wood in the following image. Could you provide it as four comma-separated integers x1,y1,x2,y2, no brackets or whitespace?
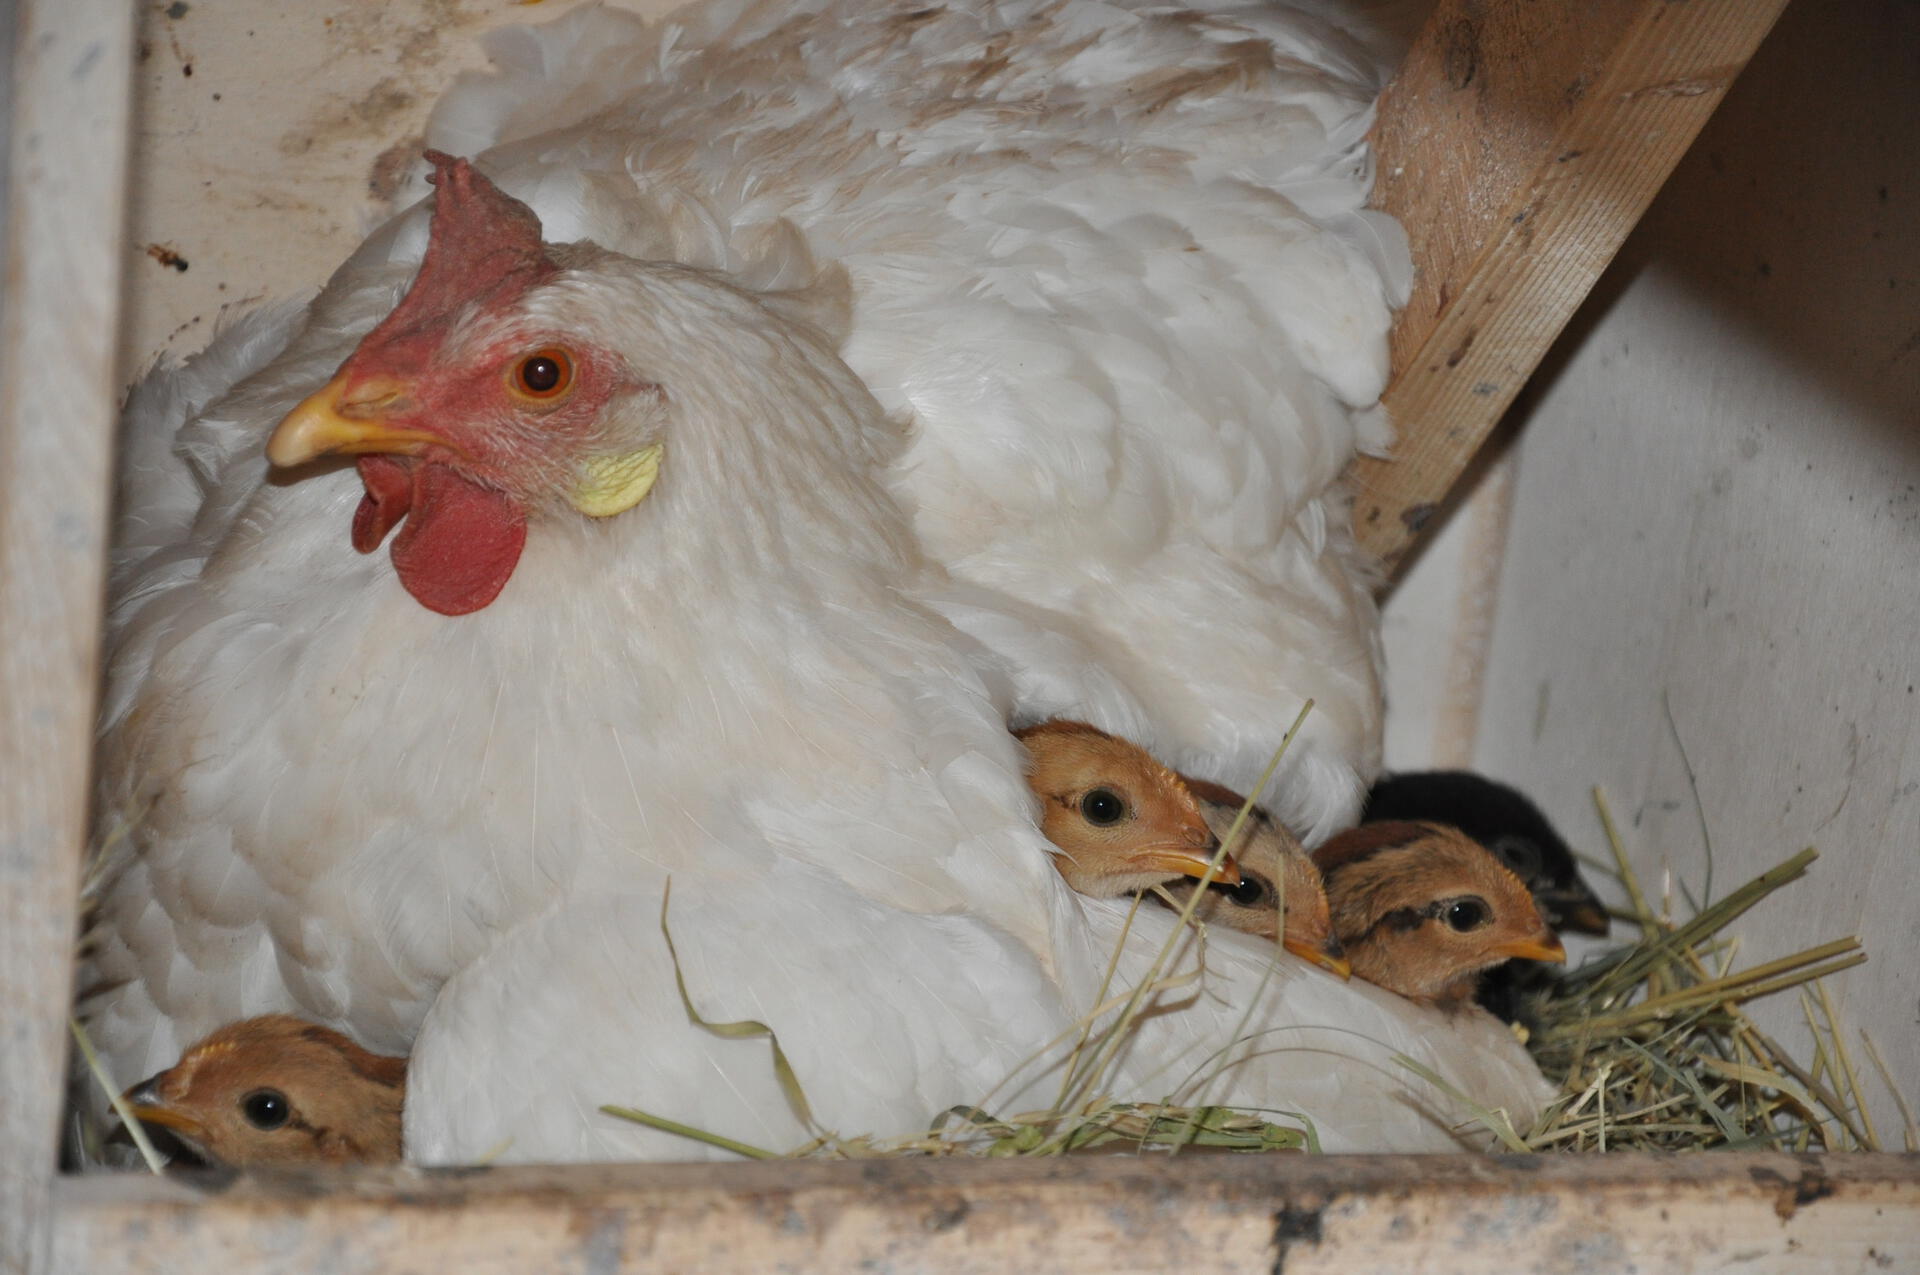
144,243,190,272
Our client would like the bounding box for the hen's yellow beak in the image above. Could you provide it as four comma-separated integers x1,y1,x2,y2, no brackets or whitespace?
267,372,443,467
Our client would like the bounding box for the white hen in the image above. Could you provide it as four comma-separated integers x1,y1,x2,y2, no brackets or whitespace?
86,0,1547,1162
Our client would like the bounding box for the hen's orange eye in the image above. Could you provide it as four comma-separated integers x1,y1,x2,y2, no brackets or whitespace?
510,348,574,400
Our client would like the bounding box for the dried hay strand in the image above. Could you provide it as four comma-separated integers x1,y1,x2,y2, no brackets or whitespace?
1515,788,1887,1154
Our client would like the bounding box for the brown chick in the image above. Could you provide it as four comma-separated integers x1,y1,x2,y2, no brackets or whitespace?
1311,821,1567,1006
122,1014,405,1168
1159,778,1350,978
1017,719,1240,897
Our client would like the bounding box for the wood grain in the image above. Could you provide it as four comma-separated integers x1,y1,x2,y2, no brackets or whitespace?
51,1152,1920,1273
0,2,136,1273
1353,0,1792,573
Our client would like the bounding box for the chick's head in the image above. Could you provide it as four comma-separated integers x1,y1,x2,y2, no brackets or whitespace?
1314,821,1565,1005
1017,720,1238,898
1163,779,1348,977
1363,771,1610,936
122,1015,406,1168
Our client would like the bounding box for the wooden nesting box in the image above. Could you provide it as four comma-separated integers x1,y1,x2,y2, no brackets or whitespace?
4,0,1916,1271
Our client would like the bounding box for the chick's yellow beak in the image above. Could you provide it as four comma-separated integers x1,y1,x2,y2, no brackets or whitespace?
1558,901,1612,938
120,1073,209,1146
1285,937,1352,979
266,371,443,467
124,1103,207,1138
1492,935,1568,964
1128,845,1241,887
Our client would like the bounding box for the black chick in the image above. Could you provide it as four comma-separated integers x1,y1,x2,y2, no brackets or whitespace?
1362,770,1609,1026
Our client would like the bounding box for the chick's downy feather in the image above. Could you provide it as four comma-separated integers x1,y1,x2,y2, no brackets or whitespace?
88,0,1548,1161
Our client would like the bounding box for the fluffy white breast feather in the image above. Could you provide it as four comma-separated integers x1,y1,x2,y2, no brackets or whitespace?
87,0,1550,1162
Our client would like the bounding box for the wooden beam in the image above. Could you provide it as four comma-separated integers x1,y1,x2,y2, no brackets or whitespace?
0,2,135,1273
1352,0,1791,573
51,1152,1920,1272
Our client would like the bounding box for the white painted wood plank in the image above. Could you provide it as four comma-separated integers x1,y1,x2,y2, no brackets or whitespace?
1474,0,1920,1143
1381,451,1519,770
122,0,684,369
0,1,135,1272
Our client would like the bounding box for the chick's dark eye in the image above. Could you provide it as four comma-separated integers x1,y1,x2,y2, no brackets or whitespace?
241,1088,290,1130
1493,836,1541,880
1444,897,1490,932
1227,874,1271,908
511,348,574,399
1079,788,1126,826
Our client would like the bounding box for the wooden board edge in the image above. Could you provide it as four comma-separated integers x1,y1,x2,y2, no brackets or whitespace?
0,1,136,1274
50,1151,1920,1273
1352,0,1793,574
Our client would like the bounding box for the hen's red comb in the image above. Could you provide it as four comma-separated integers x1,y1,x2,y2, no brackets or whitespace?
357,152,556,360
